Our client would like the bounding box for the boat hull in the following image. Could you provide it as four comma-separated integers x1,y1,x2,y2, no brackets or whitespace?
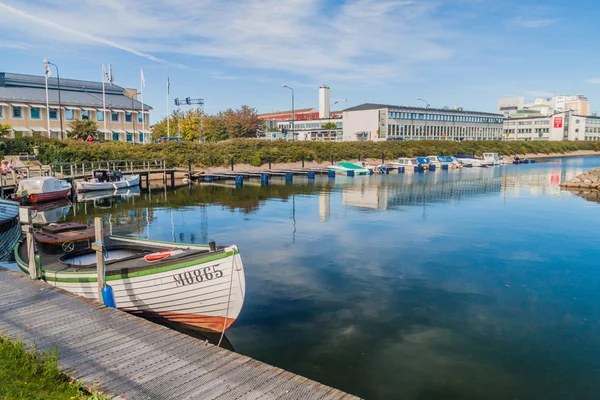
14,238,245,333
76,175,141,192
27,189,71,204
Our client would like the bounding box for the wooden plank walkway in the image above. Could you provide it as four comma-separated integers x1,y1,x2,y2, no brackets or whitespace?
0,267,359,400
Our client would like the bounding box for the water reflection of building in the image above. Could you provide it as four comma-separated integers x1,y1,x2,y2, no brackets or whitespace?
319,191,331,221
342,183,389,210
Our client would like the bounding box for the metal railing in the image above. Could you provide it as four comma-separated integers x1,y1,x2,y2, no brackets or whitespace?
49,159,167,178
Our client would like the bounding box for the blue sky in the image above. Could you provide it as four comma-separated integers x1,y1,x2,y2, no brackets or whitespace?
1,0,599,122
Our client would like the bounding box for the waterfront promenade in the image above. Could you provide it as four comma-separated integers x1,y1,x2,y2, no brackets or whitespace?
0,267,358,400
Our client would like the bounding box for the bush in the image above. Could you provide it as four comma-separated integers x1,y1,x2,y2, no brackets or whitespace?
3,137,600,168
250,153,262,167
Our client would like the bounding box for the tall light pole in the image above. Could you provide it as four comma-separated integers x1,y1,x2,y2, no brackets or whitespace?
47,61,64,139
417,98,430,140
282,84,294,141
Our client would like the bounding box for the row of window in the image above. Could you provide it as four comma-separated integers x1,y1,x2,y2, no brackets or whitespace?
388,111,503,124
0,106,145,123
587,119,600,125
585,127,600,133
387,124,502,136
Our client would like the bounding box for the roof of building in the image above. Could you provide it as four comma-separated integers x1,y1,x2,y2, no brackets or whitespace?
343,103,503,117
259,108,316,117
0,72,152,110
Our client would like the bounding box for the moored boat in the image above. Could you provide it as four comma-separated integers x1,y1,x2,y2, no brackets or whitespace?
389,157,431,170
12,176,72,203
0,199,20,260
427,155,462,169
76,170,140,193
482,153,500,166
328,162,370,176
454,154,488,167
14,224,245,333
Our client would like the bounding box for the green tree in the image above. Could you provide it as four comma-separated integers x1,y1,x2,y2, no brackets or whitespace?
68,119,98,139
321,122,337,129
203,113,228,142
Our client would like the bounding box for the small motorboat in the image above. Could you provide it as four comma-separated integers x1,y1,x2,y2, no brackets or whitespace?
328,162,370,176
76,186,141,203
76,170,140,193
389,157,431,170
482,153,500,166
12,176,72,203
14,223,246,333
427,155,462,169
454,154,488,167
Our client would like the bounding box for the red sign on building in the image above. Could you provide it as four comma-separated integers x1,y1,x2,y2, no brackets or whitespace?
554,116,563,128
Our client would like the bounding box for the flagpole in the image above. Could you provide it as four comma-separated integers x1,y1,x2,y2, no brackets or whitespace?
141,69,145,143
166,74,170,137
102,64,107,139
44,58,50,136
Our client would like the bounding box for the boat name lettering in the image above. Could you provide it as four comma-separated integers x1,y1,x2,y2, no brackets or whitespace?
173,265,223,287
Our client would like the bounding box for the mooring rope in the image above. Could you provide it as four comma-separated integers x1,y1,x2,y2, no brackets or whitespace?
217,248,237,347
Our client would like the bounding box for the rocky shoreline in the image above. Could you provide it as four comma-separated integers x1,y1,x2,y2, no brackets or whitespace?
560,167,600,189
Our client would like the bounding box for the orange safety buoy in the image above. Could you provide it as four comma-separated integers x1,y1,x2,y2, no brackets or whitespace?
144,249,184,262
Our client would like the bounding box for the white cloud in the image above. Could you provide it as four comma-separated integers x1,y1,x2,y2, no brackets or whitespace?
512,16,558,28
0,41,27,50
586,78,600,84
0,0,455,83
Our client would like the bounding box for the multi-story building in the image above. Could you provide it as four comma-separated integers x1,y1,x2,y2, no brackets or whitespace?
342,104,504,141
498,94,590,118
0,72,152,143
503,111,600,141
259,86,343,141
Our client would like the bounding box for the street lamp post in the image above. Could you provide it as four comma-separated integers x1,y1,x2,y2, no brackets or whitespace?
47,61,64,139
417,98,430,140
282,84,294,141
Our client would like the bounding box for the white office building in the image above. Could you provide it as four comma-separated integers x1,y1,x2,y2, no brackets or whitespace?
342,104,504,141
503,111,600,141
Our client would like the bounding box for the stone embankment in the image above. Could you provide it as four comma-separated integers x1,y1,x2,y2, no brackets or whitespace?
561,167,600,189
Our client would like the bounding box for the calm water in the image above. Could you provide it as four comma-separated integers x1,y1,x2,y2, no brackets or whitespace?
5,157,600,399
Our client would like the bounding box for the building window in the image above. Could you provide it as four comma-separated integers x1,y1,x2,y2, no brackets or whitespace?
30,107,41,119
12,106,22,118
82,110,90,120
138,113,143,123
65,109,74,120
112,132,119,141
111,111,119,122
97,111,104,122
0,107,3,118
125,112,132,122
49,108,58,119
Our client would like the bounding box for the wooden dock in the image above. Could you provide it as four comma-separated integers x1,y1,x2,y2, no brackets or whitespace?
0,267,359,400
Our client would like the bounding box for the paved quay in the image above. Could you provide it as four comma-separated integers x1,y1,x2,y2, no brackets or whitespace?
0,267,360,400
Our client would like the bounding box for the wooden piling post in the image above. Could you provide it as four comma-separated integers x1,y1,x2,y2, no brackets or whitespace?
19,207,37,279
268,157,272,169
92,217,105,302
382,152,385,165
231,157,234,172
302,154,305,168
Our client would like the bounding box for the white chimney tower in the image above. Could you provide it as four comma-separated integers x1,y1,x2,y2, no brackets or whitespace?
319,85,330,119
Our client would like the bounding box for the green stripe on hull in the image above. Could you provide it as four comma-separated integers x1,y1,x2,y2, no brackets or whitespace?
14,242,240,283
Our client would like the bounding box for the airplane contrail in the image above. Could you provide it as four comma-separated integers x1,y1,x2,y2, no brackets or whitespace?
0,2,166,63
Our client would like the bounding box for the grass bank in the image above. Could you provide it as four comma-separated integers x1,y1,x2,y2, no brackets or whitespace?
3,137,600,168
0,335,107,400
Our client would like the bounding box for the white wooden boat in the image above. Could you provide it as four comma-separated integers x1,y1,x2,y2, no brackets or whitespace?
14,226,245,333
76,170,140,193
76,186,141,203
13,176,71,203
